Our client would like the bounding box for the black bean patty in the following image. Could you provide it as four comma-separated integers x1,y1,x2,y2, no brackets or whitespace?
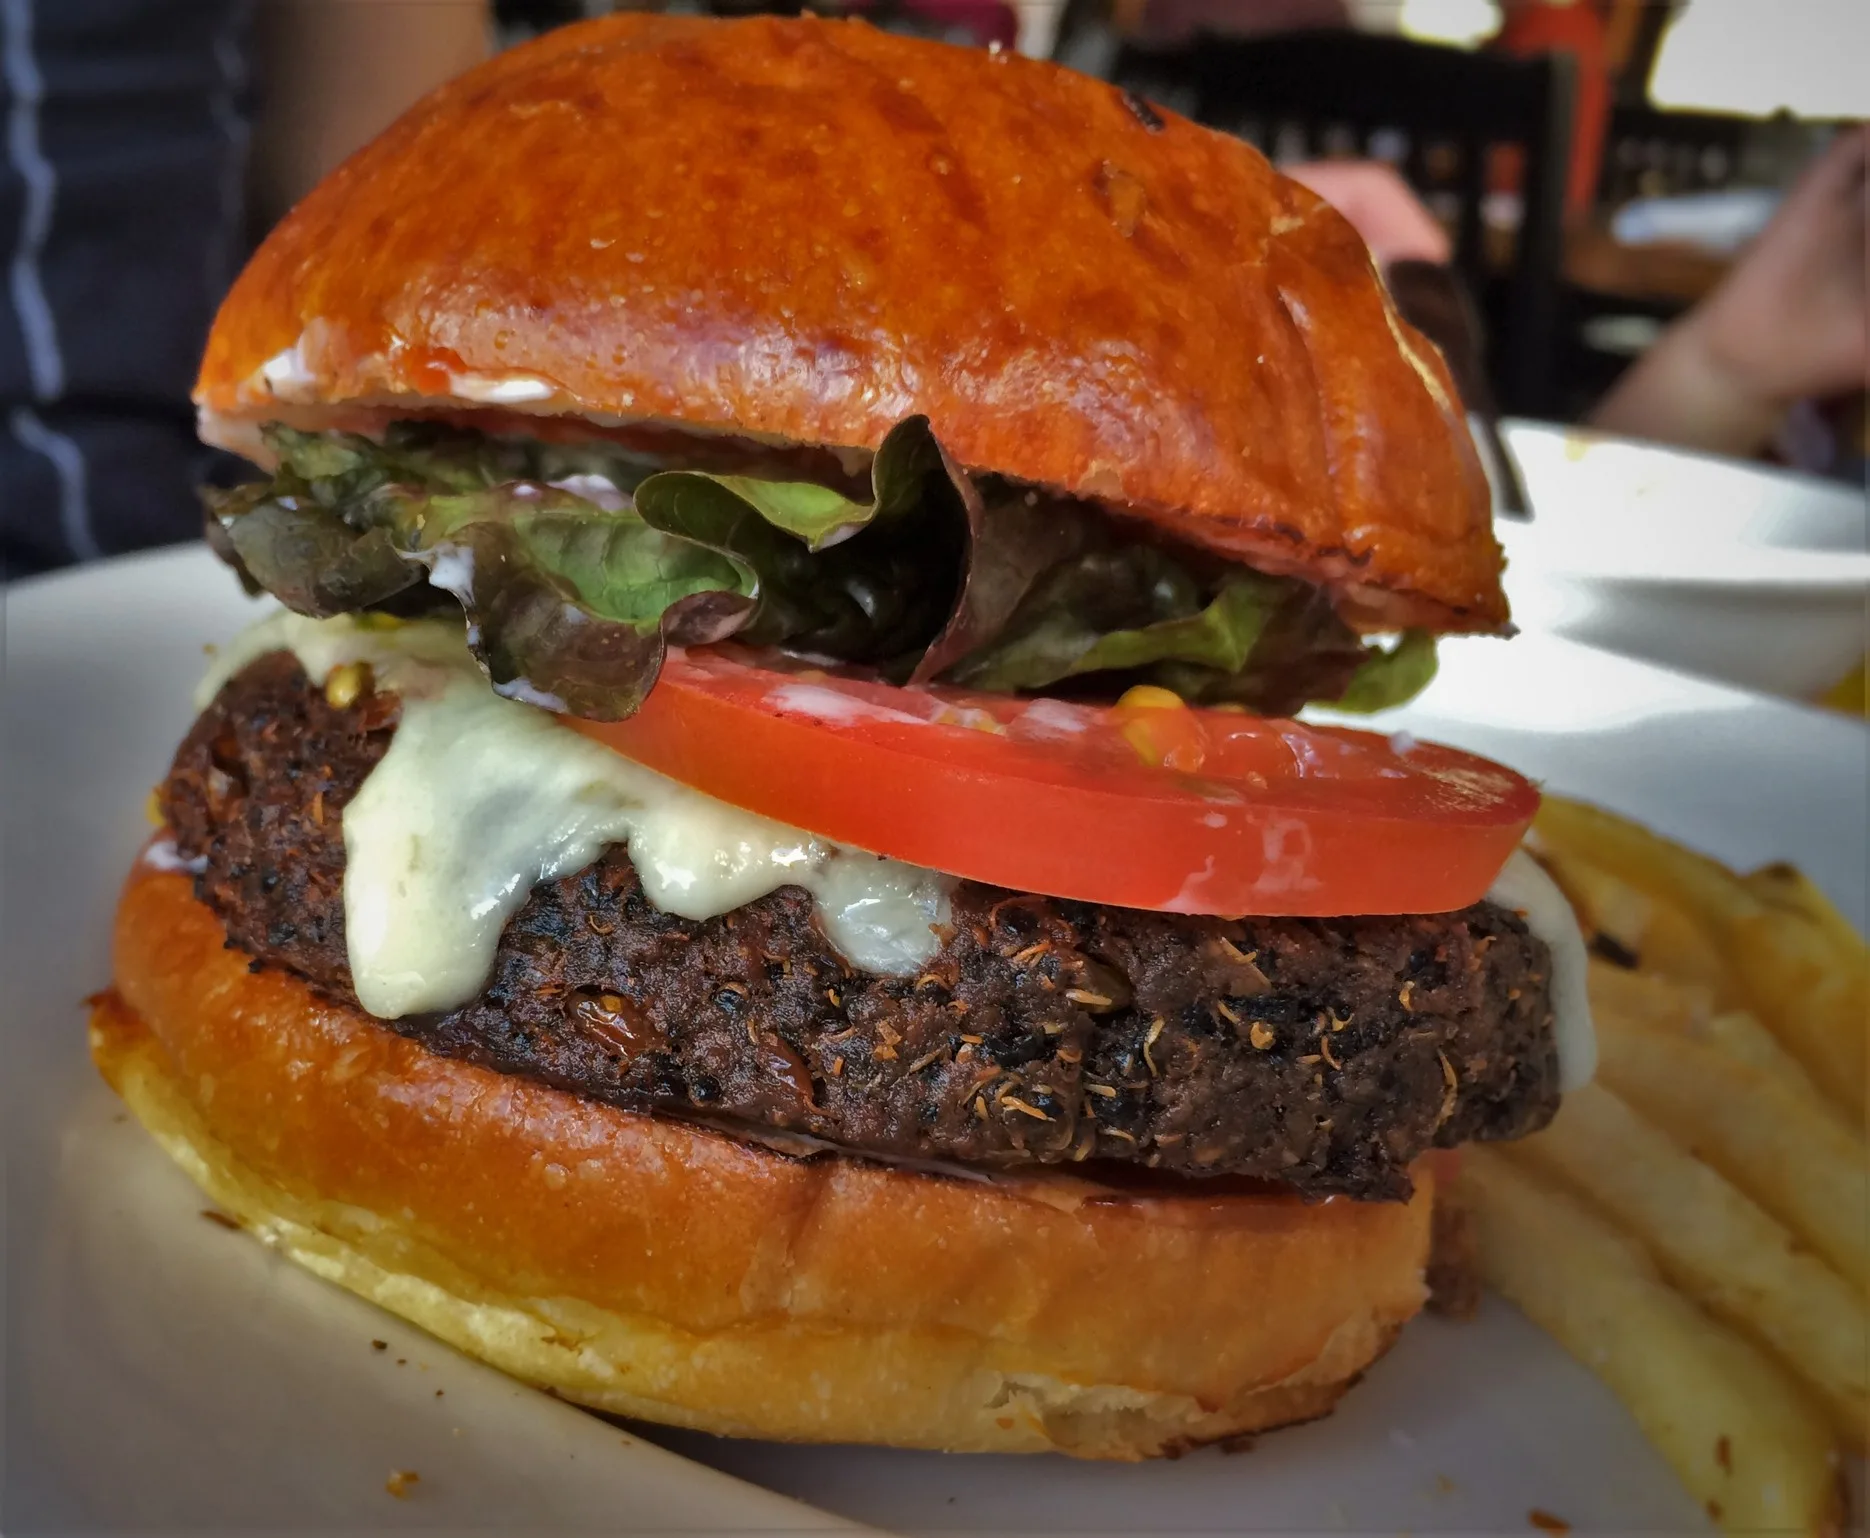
160,652,1560,1200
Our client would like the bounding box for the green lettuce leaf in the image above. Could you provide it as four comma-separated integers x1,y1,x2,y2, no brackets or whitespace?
639,414,943,551
1327,629,1439,713
1150,586,1372,716
910,478,1093,685
204,419,968,717
271,419,661,501
202,416,1440,723
410,508,757,718
948,542,1437,716
1073,576,1288,678
203,429,763,717
411,488,751,628
631,415,964,660
208,483,424,617
952,555,1292,692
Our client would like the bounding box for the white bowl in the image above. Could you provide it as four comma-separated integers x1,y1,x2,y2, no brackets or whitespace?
1488,419,1869,699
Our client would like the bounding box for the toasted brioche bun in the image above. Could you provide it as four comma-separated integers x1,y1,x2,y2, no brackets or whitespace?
98,862,1433,1458
195,13,1503,633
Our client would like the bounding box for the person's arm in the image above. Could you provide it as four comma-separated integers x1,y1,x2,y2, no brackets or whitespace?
249,0,492,228
1589,126,1868,459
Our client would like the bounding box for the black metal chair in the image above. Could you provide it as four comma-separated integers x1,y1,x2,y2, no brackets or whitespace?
1104,29,1578,419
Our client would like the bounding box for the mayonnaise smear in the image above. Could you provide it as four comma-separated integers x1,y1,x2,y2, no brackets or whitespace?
1485,847,1596,1091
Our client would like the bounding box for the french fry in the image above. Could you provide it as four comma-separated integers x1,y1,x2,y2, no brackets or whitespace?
1510,1084,1867,1442
1739,862,1870,1112
1585,955,1839,1111
1541,845,1735,999
1595,1029,1869,1289
1747,862,1870,965
1539,845,1655,955
1725,904,1869,1123
1459,1149,1840,1535
1696,1010,1843,1117
1535,796,1867,1120
1586,956,1713,1033
1533,799,1752,931
1638,889,1743,1003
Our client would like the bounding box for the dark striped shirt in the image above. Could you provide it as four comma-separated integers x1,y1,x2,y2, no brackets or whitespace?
1,0,252,577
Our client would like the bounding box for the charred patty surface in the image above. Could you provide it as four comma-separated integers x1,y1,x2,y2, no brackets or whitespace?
161,653,1560,1199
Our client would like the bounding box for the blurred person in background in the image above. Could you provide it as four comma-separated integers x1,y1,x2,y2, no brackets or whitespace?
1298,126,1867,476
1,0,486,579
1588,124,1868,468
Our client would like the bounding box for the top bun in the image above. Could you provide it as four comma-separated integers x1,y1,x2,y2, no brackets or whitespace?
196,13,1505,631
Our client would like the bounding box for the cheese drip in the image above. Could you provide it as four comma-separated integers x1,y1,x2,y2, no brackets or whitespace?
198,612,953,1018
1485,847,1596,1092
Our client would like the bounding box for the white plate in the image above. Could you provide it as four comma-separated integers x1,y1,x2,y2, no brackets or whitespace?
1495,419,1867,578
1488,418,1869,699
7,545,1865,1535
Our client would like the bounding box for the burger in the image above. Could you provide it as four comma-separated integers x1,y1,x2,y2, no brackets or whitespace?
93,13,1591,1460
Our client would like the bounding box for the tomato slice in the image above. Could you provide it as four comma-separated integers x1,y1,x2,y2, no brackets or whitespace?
570,647,1539,917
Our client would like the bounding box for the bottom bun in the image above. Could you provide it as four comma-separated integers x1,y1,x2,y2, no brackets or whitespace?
95,864,1434,1459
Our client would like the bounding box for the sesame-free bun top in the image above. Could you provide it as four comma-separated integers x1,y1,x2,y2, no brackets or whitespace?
196,13,1506,632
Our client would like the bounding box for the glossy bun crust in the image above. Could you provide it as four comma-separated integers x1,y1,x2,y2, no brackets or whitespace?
98,864,1433,1458
196,13,1504,632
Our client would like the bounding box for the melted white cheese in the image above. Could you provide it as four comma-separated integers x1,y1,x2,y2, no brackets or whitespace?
198,612,951,1018
1486,847,1596,1091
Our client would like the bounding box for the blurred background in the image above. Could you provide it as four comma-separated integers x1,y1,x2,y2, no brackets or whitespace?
2,0,1864,701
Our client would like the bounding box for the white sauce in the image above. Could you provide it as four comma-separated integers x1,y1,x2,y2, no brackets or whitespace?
139,834,207,875
258,342,316,396
198,612,952,1019
545,472,630,512
1015,698,1090,738
446,372,555,405
769,680,928,729
1486,847,1596,1091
